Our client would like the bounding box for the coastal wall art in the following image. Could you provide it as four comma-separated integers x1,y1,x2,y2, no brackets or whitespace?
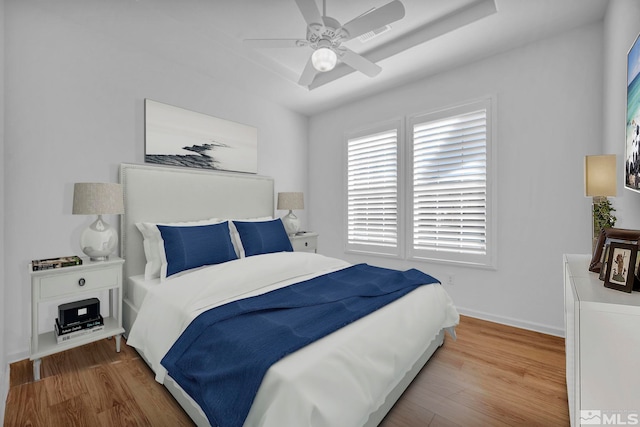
144,99,258,174
626,32,640,193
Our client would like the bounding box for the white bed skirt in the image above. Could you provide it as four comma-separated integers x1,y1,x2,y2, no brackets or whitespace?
161,329,447,427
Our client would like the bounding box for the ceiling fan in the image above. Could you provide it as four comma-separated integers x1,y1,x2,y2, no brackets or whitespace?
243,0,405,86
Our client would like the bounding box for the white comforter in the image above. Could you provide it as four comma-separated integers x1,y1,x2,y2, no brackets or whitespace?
127,252,459,427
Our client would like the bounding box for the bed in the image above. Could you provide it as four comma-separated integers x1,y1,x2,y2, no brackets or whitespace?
119,162,459,427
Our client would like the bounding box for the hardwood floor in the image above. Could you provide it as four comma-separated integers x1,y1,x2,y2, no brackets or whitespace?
5,338,194,426
380,316,569,427
4,315,569,426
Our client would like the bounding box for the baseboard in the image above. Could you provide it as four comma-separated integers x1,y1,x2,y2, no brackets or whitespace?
456,307,565,337
6,350,28,366
1,362,9,424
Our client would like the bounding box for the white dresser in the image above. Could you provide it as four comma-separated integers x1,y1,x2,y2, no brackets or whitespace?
563,254,640,426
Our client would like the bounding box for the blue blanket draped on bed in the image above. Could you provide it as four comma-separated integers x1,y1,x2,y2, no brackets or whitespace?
161,263,439,427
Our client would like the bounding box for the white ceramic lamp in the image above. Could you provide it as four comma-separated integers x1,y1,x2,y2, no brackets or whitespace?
73,183,124,261
277,192,304,236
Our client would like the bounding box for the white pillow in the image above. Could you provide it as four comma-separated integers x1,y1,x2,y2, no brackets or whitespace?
135,217,222,280
227,217,273,258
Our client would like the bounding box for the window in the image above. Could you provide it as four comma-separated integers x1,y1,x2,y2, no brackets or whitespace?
345,123,400,256
344,98,495,268
409,99,495,267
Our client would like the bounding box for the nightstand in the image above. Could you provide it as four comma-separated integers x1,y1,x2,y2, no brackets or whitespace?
29,256,125,380
289,232,319,253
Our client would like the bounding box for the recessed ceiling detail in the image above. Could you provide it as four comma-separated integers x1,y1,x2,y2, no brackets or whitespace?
37,0,609,115
240,0,498,90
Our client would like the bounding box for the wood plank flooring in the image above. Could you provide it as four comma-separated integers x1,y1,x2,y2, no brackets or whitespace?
379,316,569,427
4,315,569,426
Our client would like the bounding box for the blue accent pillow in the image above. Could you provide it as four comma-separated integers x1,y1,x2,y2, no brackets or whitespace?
158,221,237,278
233,219,293,257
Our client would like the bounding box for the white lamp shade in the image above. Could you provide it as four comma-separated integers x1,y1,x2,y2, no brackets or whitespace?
311,48,337,72
277,192,304,210
585,155,617,197
73,183,124,215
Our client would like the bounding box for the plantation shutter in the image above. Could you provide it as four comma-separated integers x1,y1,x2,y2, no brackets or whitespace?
412,108,487,257
347,128,398,253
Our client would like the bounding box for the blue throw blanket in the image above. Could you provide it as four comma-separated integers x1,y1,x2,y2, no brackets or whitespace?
161,263,439,427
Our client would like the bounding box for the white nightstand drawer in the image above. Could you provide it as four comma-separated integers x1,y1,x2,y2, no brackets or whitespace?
38,267,119,299
290,232,318,253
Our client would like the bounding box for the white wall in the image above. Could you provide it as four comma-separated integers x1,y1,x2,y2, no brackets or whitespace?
3,2,309,361
308,23,604,335
603,0,640,229
0,0,7,421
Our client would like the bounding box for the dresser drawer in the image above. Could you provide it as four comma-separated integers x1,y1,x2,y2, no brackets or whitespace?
38,267,119,299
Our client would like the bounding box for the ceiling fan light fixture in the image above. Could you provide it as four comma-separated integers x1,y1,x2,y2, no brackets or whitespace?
311,47,337,72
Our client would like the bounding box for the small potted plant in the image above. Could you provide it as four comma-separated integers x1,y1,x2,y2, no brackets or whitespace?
593,198,617,251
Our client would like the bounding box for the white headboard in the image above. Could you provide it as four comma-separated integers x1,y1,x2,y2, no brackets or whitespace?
119,163,274,281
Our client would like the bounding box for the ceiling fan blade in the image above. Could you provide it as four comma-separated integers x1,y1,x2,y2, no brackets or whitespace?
243,39,306,49
298,56,318,86
340,49,382,77
342,0,405,41
294,0,323,26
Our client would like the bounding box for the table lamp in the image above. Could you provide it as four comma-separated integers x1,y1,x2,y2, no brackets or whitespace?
585,155,617,249
72,182,124,261
277,192,304,235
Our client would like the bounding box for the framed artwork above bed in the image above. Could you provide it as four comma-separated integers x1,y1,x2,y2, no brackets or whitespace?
144,99,258,174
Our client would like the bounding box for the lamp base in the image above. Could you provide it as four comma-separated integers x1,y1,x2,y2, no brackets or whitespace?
281,211,300,236
80,215,118,261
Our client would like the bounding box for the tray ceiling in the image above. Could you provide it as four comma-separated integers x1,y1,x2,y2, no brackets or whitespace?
31,0,608,115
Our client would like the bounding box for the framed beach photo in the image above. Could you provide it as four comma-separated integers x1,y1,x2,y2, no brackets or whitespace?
604,242,638,293
626,31,640,193
144,99,258,174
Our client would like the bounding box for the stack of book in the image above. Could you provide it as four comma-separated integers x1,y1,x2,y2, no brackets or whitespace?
54,315,104,344
32,255,82,271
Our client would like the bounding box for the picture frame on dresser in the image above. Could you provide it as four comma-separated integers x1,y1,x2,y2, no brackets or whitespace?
598,244,611,281
635,254,640,291
603,242,637,293
589,227,640,273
